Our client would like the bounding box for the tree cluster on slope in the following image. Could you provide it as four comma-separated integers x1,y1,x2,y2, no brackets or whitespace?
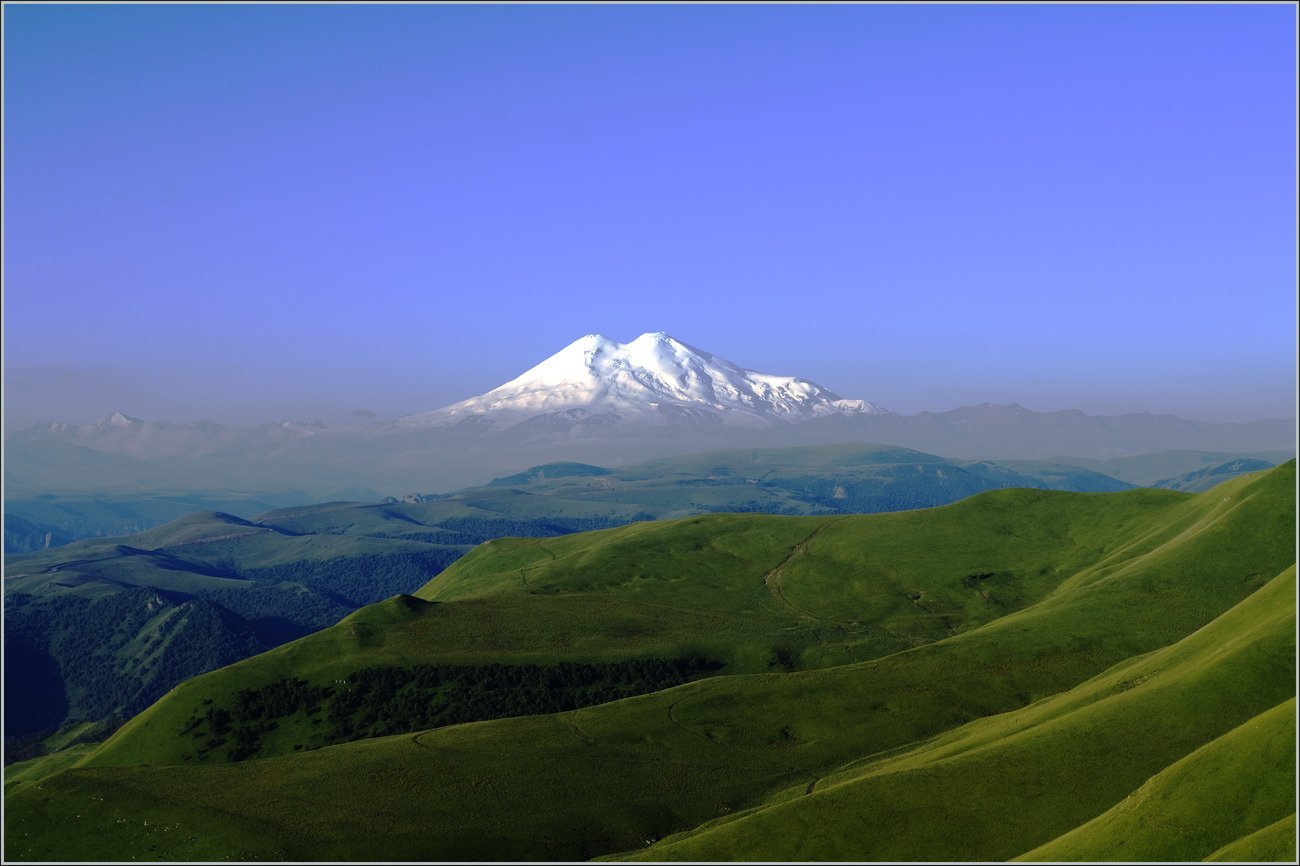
181,657,723,762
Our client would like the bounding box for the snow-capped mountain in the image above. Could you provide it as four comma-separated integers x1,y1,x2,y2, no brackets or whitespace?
9,336,1292,496
389,332,891,434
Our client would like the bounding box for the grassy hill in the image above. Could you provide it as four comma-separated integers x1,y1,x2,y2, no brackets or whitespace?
4,461,1292,861
612,569,1294,861
69,473,1201,770
1015,697,1294,861
3,442,1147,743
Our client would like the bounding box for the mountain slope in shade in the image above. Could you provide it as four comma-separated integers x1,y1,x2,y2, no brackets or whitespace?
388,332,890,433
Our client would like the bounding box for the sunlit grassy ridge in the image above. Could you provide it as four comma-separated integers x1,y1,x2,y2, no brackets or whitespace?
3,462,1293,862
1204,813,1297,862
614,567,1294,861
80,482,1208,769
1017,695,1295,862
7,441,1154,741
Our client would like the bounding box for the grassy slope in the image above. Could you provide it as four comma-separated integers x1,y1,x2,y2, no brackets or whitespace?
5,568,1291,862
1016,697,1295,862
618,568,1294,860
1204,813,1297,862
82,479,1204,768
0,441,1140,740
0,443,1262,746
4,463,1293,862
3,746,99,793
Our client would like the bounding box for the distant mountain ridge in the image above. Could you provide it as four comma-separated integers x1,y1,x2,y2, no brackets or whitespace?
1152,457,1279,493
5,333,1294,493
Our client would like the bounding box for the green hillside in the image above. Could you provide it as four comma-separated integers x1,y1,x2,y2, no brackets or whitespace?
1016,697,1295,861
2,442,1141,743
4,462,1293,861
74,474,1205,770
616,568,1294,861
1205,814,1297,862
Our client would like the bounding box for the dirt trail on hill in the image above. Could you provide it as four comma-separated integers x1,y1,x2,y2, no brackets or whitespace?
762,517,849,621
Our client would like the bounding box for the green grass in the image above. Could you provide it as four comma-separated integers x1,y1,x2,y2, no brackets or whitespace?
2,440,1166,740
4,462,1293,861
617,566,1294,861
1017,698,1295,861
3,746,100,795
1204,813,1296,862
80,475,1231,769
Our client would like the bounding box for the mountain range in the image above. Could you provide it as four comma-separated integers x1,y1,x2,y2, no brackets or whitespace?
5,334,1293,496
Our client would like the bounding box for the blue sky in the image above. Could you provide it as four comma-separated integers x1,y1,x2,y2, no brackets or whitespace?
3,3,1296,427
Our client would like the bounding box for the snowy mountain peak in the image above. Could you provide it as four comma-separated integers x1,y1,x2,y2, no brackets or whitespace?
390,333,890,435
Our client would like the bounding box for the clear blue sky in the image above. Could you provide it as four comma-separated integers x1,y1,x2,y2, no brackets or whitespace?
3,3,1296,427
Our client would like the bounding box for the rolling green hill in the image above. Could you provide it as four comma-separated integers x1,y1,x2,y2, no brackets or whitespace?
2,442,1142,744
1015,697,1295,862
4,461,1293,861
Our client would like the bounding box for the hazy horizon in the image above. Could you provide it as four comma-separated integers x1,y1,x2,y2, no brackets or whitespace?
4,5,1297,430
3,326,1298,431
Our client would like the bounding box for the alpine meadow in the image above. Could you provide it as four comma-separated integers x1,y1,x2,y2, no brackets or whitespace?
2,3,1296,865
